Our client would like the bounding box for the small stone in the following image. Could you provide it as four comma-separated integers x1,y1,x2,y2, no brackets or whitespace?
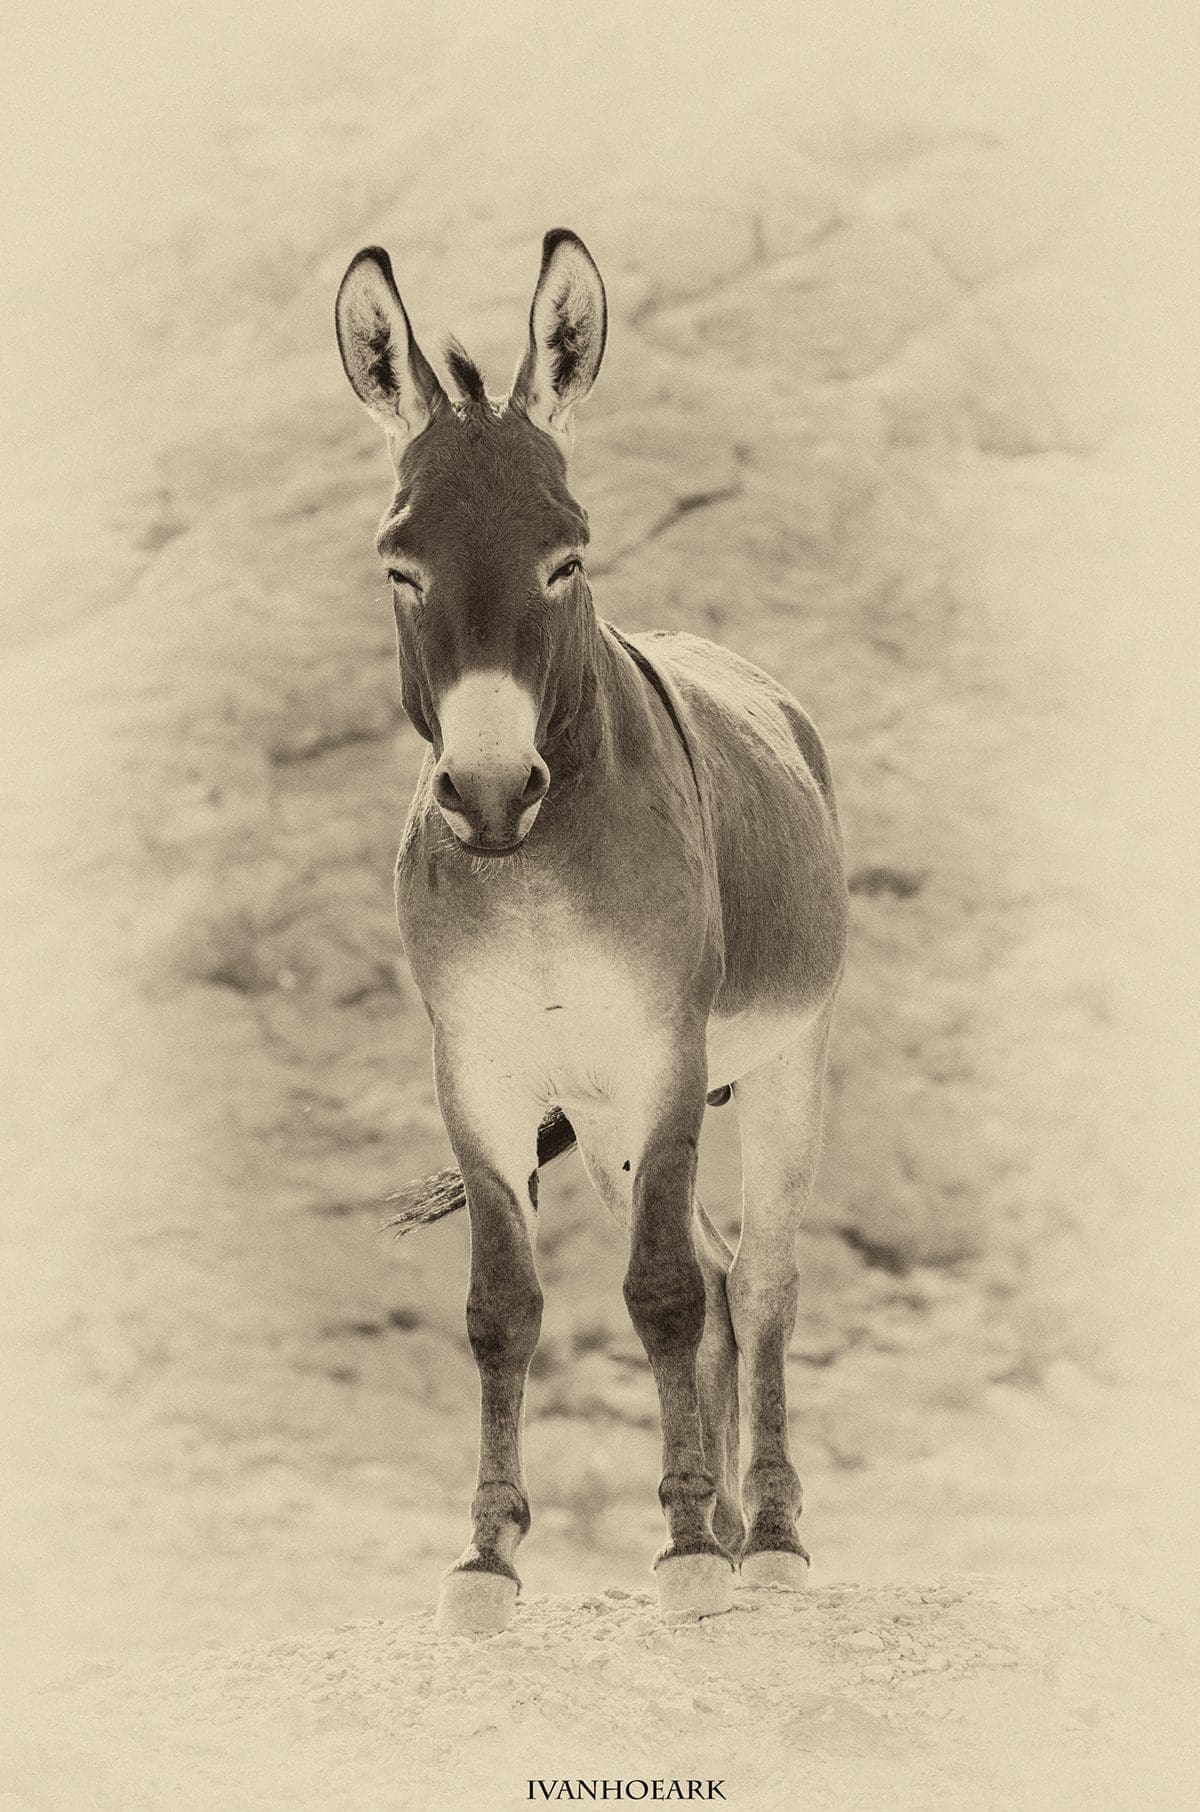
861,1663,895,1683
843,1630,886,1652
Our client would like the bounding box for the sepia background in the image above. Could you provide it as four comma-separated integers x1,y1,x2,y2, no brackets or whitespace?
2,1,1197,1805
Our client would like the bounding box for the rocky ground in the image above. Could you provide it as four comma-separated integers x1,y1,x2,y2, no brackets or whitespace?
9,1580,1197,1812
1,2,1197,1806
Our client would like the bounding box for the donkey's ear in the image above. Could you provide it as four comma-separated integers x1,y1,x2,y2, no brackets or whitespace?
335,247,447,464
511,230,607,450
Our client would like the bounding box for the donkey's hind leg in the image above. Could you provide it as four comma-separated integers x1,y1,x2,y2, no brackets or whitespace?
693,1201,745,1559
727,1004,834,1587
433,1034,543,1634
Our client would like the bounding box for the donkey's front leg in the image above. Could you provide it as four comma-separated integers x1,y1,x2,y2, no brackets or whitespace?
624,1068,735,1621
434,1043,542,1634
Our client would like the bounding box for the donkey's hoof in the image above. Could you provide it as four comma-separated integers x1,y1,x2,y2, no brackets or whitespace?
435,1568,518,1635
655,1553,734,1622
740,1549,810,1591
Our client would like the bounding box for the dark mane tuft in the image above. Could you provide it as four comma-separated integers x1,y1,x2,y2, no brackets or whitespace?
444,338,489,407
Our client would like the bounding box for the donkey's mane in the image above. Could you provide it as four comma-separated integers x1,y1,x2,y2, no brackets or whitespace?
444,338,490,409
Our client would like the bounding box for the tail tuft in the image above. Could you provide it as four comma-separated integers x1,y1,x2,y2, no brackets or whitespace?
384,1107,577,1236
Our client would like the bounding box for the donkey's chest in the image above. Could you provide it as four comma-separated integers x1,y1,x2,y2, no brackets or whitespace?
409,891,671,1108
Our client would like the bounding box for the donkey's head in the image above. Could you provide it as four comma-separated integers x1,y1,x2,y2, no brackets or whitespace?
336,230,607,856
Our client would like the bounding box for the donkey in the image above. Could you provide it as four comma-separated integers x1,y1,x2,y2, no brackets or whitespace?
334,230,847,1631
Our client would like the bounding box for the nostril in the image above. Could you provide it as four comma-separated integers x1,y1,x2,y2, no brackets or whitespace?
521,758,550,807
433,765,464,812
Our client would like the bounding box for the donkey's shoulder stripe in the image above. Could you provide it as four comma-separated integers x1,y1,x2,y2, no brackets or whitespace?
606,624,705,813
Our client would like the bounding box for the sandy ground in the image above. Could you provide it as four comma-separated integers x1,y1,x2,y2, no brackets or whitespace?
2,2,1198,1806
9,1580,1198,1812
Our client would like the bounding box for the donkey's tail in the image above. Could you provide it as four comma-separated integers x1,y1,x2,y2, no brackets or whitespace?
384,1108,578,1237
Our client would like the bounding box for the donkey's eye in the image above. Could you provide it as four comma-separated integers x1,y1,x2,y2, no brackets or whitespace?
548,556,583,586
387,569,422,595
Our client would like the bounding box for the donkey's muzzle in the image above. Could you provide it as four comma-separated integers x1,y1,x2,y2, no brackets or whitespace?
432,751,550,853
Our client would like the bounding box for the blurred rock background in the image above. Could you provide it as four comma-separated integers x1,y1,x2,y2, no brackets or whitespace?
1,0,1196,1673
